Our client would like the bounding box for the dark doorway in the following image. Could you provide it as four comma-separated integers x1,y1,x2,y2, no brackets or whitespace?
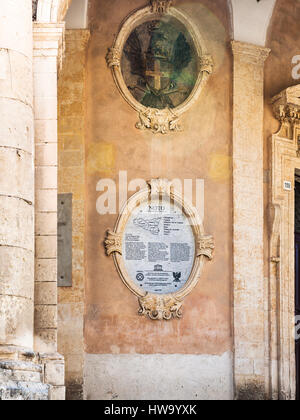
295,177,300,400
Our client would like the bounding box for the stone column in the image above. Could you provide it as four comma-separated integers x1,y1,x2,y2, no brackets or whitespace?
0,0,34,350
33,22,64,354
33,22,65,400
232,41,270,400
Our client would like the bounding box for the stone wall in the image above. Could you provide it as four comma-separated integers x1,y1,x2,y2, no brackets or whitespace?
58,29,90,400
83,0,233,399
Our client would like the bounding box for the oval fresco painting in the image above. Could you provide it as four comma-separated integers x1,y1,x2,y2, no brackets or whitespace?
121,16,199,110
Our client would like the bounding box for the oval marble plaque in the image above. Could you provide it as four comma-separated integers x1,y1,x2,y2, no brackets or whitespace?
122,197,195,295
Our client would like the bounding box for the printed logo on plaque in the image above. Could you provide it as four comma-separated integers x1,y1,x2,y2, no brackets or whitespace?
104,179,214,320
106,0,213,134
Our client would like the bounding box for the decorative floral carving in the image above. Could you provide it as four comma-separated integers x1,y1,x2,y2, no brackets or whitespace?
150,0,172,14
106,48,121,68
104,230,122,256
139,294,183,320
136,108,181,134
197,235,215,260
271,85,300,141
200,54,214,75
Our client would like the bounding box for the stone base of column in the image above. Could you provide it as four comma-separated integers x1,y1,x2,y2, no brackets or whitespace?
40,353,65,401
0,346,65,400
235,376,266,401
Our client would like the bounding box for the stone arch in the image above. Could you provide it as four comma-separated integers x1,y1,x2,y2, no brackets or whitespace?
229,0,277,46
34,0,72,22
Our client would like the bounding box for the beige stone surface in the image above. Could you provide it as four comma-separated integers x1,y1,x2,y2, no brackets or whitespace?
33,23,64,356
232,40,270,399
34,306,57,330
0,99,34,153
0,296,34,349
57,28,89,401
0,248,34,300
84,353,233,401
0,0,34,350
35,259,57,283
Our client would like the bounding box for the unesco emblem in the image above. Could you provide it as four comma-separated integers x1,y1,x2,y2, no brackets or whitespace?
136,273,145,282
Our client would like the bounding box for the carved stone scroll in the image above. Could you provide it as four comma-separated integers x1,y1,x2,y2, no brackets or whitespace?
104,230,122,256
196,235,215,260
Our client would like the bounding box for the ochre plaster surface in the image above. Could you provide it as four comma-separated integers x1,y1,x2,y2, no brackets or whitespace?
84,0,233,356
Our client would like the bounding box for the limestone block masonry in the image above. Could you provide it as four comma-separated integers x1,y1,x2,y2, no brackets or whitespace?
232,41,270,400
0,0,65,401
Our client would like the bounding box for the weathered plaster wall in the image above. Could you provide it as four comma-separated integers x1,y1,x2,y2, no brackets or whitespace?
83,0,233,399
58,29,90,400
84,352,233,400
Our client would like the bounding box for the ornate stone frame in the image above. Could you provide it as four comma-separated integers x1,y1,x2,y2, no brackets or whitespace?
106,0,213,134
269,85,300,400
104,179,214,320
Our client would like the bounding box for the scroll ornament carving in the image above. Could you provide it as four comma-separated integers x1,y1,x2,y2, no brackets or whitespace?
150,0,173,14
139,294,182,320
104,230,122,255
106,48,121,68
136,108,181,134
200,55,214,75
197,235,215,260
147,178,173,195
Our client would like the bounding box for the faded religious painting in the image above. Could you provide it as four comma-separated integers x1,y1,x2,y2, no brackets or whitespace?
121,17,199,110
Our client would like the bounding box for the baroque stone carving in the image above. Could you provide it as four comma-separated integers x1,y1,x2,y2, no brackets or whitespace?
106,1,213,134
200,55,214,75
139,294,182,320
104,230,122,256
104,179,214,320
197,235,215,260
136,108,181,134
150,0,172,14
271,85,300,141
106,48,121,68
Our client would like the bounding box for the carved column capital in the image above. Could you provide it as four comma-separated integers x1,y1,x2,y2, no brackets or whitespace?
271,85,300,123
231,41,270,65
271,84,300,142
